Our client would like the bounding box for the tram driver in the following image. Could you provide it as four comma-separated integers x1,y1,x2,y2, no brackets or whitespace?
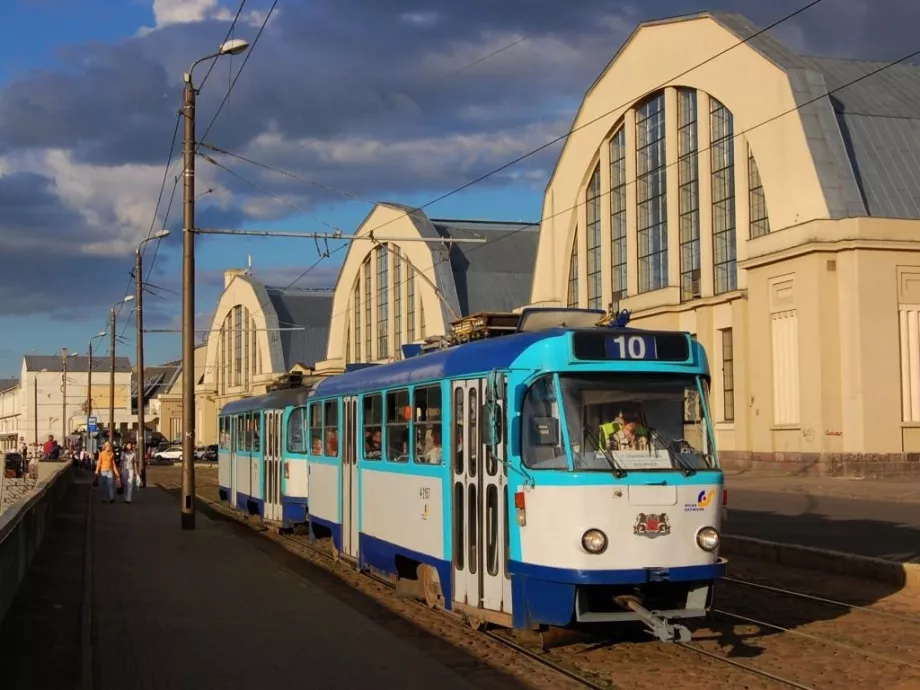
599,408,648,451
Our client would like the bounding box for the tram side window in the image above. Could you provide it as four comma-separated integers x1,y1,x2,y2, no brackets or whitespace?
415,385,443,465
287,407,306,454
386,389,410,462
324,400,339,457
252,413,262,453
309,402,323,455
218,418,228,450
363,394,383,460
236,415,246,452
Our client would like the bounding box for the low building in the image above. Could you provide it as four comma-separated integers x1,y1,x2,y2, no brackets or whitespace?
526,11,920,471
318,202,540,372
0,378,21,451
1,355,135,447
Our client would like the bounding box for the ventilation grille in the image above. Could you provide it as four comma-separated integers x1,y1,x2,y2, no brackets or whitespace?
826,259,837,272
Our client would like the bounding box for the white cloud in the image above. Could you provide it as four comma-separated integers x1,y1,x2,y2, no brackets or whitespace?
144,0,268,32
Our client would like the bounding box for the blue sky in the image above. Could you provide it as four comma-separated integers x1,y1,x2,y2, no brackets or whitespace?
0,0,916,377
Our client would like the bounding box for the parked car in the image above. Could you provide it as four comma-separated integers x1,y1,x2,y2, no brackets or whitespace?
194,445,218,462
152,445,182,463
3,451,24,479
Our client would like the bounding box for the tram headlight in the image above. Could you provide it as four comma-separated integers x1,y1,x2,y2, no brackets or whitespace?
581,529,608,554
696,526,721,552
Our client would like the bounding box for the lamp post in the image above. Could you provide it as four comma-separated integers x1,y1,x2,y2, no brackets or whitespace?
61,348,68,442
108,296,134,445
136,230,170,487
87,331,106,454
181,38,249,531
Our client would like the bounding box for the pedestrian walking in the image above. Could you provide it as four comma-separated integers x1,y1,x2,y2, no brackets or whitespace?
94,441,120,504
120,442,138,503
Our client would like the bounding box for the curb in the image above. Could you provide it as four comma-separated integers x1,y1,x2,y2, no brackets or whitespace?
723,535,920,588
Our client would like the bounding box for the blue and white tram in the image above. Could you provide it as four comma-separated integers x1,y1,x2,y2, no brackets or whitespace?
218,310,726,641
217,387,311,528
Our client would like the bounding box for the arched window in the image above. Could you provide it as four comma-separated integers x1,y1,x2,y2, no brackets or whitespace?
678,88,701,301
376,245,389,359
610,127,627,299
748,145,770,238
393,247,403,355
636,93,667,293
711,97,736,294
567,229,579,308
407,266,416,342
353,280,361,362
586,166,602,309
363,259,372,361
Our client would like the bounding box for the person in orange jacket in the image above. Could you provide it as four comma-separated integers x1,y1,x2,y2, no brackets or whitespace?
95,441,120,504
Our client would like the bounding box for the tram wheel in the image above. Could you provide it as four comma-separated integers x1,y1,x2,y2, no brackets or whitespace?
417,564,444,609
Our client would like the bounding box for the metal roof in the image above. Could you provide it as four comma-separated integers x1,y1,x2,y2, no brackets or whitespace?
130,365,181,399
24,355,132,373
264,287,334,371
710,12,920,220
430,219,540,316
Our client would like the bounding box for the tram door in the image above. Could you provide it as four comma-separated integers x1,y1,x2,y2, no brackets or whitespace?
341,397,359,559
263,409,284,522
451,379,510,616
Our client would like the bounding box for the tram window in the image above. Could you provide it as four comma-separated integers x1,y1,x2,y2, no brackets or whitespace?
287,407,306,454
218,418,228,450
468,388,478,475
236,415,246,451
252,413,261,453
521,375,567,470
415,385,443,465
486,485,499,577
453,388,464,474
309,402,323,455
363,394,383,460
386,389,410,462
468,484,478,575
324,400,339,457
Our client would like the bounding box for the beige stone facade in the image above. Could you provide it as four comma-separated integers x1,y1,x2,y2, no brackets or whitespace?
526,12,920,472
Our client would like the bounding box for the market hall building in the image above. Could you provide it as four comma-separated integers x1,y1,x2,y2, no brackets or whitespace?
316,202,539,372
526,12,920,471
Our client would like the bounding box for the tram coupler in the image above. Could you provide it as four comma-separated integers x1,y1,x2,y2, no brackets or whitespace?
614,595,691,643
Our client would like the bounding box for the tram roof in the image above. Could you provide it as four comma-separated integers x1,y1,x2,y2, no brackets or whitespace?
311,328,563,398
219,387,313,416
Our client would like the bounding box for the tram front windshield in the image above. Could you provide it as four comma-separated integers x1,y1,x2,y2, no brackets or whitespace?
521,373,716,472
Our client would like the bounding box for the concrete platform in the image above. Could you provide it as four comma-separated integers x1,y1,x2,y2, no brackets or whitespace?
0,473,530,690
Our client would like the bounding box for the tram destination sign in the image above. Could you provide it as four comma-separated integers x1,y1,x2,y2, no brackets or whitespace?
572,331,690,362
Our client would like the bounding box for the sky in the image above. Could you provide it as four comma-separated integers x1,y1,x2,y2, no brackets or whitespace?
0,0,917,376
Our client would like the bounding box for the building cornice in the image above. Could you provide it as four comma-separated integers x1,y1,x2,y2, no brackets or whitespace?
740,239,920,270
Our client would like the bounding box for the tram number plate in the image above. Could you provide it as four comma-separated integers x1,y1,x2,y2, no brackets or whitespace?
605,334,657,360
419,487,431,500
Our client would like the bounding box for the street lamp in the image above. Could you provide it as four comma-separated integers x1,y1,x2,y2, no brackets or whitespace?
109,295,134,444
87,331,107,454
181,38,249,531
136,229,170,486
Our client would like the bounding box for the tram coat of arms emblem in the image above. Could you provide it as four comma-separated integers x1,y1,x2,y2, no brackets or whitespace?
633,512,671,537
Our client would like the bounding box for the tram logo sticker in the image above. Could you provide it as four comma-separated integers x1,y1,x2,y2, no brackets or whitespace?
634,512,671,537
685,489,715,512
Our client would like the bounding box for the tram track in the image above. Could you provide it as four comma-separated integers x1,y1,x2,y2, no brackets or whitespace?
722,575,920,624
177,481,815,690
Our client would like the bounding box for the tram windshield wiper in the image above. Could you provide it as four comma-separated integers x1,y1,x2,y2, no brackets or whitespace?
582,424,627,478
646,427,696,477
